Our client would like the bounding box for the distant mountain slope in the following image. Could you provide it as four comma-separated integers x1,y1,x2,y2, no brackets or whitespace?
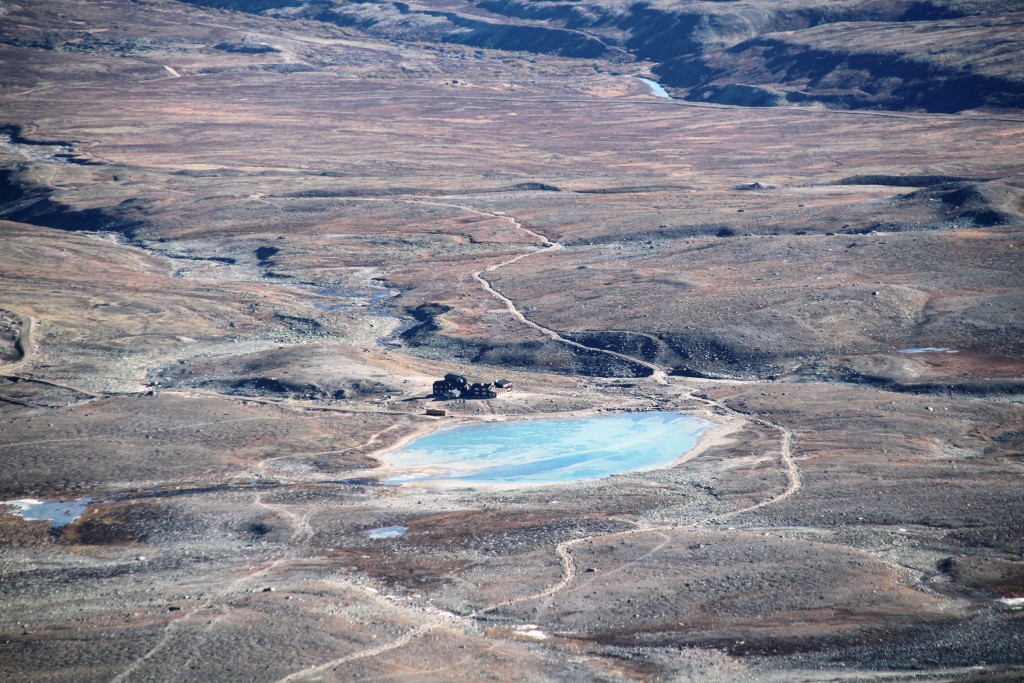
653,12,1024,112
179,0,1024,112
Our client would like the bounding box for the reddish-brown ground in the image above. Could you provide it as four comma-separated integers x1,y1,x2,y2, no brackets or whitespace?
1,1,1022,681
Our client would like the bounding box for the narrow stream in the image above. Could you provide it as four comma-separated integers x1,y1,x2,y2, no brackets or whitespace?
313,278,415,349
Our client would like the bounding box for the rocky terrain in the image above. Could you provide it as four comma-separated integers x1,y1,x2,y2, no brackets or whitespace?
0,0,1022,681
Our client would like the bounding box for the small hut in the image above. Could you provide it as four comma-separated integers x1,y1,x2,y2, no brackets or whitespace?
466,382,497,399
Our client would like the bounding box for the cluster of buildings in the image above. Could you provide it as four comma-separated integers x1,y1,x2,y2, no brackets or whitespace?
431,373,512,400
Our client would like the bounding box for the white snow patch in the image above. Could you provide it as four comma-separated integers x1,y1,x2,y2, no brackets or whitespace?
513,624,549,640
0,498,92,527
636,77,672,99
367,525,407,539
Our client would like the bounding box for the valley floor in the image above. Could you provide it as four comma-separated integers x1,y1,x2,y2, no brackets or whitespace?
1,1,1023,680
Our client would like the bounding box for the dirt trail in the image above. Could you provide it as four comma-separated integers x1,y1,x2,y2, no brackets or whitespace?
1,308,36,375
324,198,669,381
0,415,289,452
380,201,671,384
0,308,103,398
272,577,467,683
472,261,668,385
110,558,291,683
429,208,801,613
114,558,456,683
275,623,440,683
256,423,404,478
253,492,315,545
435,203,669,382
480,390,798,613
7,375,102,398
341,197,550,245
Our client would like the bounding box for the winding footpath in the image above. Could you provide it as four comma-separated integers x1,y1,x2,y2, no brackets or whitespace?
335,196,669,381
110,558,294,683
0,307,102,399
472,243,670,385
1,309,36,375
275,623,439,683
439,203,670,384
481,396,798,615
464,207,800,611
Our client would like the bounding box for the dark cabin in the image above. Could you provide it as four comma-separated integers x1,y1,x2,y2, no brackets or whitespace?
432,373,468,398
432,373,502,399
466,382,497,399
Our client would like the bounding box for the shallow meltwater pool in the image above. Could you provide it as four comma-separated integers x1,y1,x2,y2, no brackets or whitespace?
382,411,714,486
0,498,92,527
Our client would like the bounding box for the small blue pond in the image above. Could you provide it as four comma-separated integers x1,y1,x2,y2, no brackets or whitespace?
383,411,713,485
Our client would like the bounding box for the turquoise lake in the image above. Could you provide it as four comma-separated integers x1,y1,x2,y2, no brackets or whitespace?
383,411,713,485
